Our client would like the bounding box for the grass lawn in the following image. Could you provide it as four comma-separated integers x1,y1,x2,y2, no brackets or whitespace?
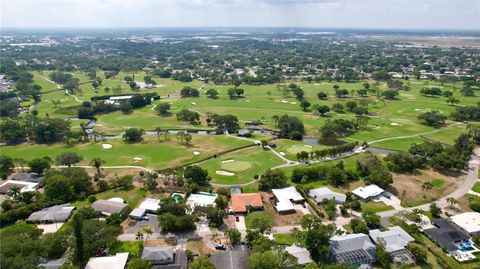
431,178,445,188
1,135,251,170
473,183,480,193
273,138,329,161
361,201,394,213
273,233,296,245
199,147,284,185
110,241,143,258
73,188,150,208
245,211,275,229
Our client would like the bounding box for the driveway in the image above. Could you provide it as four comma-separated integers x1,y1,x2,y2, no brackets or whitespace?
235,215,246,230
378,193,403,210
125,214,160,234
210,244,250,269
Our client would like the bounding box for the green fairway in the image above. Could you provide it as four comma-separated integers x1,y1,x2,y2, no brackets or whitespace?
273,139,330,161
199,147,284,185
0,135,251,170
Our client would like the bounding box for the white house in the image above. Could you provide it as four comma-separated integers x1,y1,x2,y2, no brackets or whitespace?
450,212,480,235
272,186,304,213
85,252,129,269
138,198,161,213
308,187,346,204
352,185,384,200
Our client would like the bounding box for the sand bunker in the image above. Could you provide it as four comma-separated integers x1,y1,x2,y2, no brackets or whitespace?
133,157,143,162
102,144,112,149
304,145,313,148
216,170,235,176
279,152,286,156
281,100,288,103
193,151,200,155
191,102,197,105
221,159,234,163
390,122,402,126
289,102,296,105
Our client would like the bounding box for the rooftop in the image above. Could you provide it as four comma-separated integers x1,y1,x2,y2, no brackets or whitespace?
186,192,218,208
424,218,471,252
231,193,263,213
85,252,129,269
142,246,174,261
272,186,304,212
330,233,375,255
369,226,415,252
139,198,160,212
285,245,313,266
27,203,75,223
450,212,480,234
0,180,39,194
91,199,128,215
352,184,384,200
308,187,346,204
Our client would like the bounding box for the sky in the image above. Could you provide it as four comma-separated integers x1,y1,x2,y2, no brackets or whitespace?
1,0,479,30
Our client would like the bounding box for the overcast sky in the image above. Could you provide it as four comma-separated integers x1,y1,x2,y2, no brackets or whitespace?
2,0,479,30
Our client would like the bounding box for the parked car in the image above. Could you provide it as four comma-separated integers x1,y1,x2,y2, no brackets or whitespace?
215,245,227,250
235,215,240,222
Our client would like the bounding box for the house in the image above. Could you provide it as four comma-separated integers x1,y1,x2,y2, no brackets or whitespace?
369,226,416,265
308,187,346,204
237,129,252,137
424,218,471,254
139,198,160,213
85,252,129,269
285,245,313,266
12,173,45,184
0,180,39,194
230,193,263,214
329,233,376,266
129,208,147,220
450,212,480,235
352,185,384,200
27,204,75,223
91,199,128,216
271,186,304,213
186,192,218,209
141,247,187,268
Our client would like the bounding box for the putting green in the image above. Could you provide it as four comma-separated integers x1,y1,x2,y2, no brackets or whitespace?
220,161,252,172
286,145,313,154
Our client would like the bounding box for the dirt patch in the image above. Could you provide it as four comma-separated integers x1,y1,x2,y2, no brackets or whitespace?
390,168,464,206
187,239,216,255
262,192,303,226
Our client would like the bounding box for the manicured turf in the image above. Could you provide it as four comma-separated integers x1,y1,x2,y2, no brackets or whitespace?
0,135,251,170
199,147,284,185
73,188,150,208
273,233,296,245
245,211,275,229
274,139,330,161
431,178,445,188
472,183,480,193
220,161,252,172
361,201,394,213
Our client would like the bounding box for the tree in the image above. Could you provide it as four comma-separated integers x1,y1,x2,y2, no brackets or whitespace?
446,197,458,207
429,203,442,218
89,158,105,174
422,181,433,193
119,101,133,114
381,89,399,100
205,88,219,99
235,88,245,97
376,239,392,269
211,114,240,133
300,100,311,111
44,174,74,202
56,152,83,167
28,157,51,175
417,111,447,127
155,102,171,115
189,256,215,269
180,86,199,97
227,88,236,99
317,105,330,116
277,114,305,140
447,96,459,106
127,258,152,269
300,215,337,261
72,213,84,265
249,214,274,234
350,218,369,234
0,156,15,179
258,169,288,191
226,228,241,245
0,119,28,144
406,243,427,263
184,165,210,183
123,128,144,143
317,92,328,100
247,251,282,269
362,211,381,228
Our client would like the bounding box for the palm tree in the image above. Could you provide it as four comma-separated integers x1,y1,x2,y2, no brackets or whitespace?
422,182,433,193
9,186,20,198
446,197,458,207
155,127,162,141
89,158,106,174
135,231,144,242
14,158,28,172
143,227,153,244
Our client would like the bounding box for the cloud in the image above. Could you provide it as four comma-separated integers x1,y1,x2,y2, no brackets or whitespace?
1,0,478,29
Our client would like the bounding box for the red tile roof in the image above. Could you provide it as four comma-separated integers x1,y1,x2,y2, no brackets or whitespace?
231,193,263,213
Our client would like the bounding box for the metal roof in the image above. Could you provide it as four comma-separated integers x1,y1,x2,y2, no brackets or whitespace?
26,204,75,223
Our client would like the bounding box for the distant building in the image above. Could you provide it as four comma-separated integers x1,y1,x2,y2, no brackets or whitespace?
91,199,128,216
352,185,384,200
308,187,346,204
230,193,263,214
271,186,304,213
141,247,187,268
26,204,75,223
329,233,376,267
369,226,416,265
85,252,129,269
285,245,313,266
450,212,480,235
0,180,39,194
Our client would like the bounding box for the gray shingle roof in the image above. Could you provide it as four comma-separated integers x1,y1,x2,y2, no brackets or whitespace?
308,187,346,204
142,247,174,262
26,204,75,223
330,233,375,255
369,226,415,252
424,218,471,252
91,199,128,215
